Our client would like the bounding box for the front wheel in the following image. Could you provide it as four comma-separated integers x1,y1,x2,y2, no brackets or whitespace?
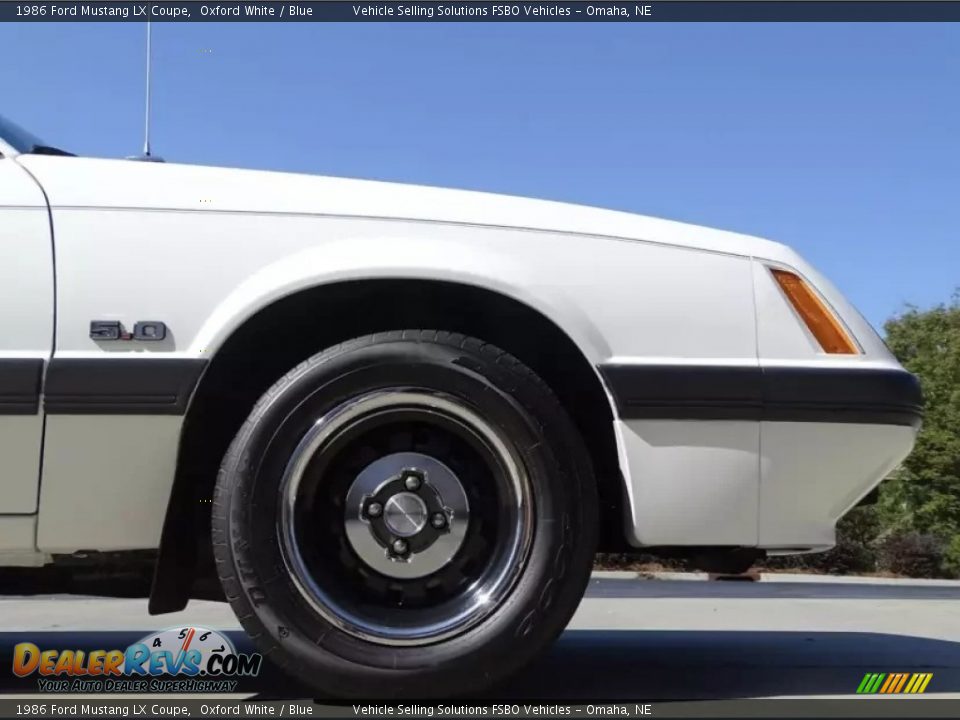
212,331,598,698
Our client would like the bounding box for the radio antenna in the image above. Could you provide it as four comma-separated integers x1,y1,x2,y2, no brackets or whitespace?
143,18,153,156
130,19,164,161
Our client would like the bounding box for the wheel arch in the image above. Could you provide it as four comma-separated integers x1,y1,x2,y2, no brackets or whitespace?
149,277,625,614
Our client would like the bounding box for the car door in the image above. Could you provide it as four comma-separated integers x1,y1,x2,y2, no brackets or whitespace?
0,156,54,514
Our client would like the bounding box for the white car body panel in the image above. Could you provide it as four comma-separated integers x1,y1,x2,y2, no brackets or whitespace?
47,211,759,363
617,419,760,546
36,415,183,552
0,154,920,558
759,422,917,551
0,161,53,523
18,156,790,258
0,516,43,567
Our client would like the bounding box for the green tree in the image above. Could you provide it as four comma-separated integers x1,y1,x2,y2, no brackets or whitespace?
880,291,960,555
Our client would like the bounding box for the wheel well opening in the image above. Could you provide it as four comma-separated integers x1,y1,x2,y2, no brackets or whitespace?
153,279,625,611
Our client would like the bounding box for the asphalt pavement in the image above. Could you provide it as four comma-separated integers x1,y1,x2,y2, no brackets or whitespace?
2,572,958,699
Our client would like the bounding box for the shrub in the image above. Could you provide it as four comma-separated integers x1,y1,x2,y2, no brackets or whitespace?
809,537,877,575
939,535,960,579
877,532,944,578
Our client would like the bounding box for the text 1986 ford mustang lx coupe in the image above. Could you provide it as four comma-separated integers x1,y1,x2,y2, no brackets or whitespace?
0,115,921,697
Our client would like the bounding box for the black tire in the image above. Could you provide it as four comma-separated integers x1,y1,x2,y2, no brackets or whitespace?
212,330,598,698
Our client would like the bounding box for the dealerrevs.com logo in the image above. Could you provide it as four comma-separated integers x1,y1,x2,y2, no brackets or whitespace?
13,627,262,693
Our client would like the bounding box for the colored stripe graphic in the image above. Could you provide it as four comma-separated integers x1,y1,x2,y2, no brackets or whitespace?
893,673,909,693
879,674,896,693
858,672,932,694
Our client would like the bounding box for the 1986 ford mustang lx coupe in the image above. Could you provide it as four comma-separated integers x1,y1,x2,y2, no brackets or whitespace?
0,115,922,697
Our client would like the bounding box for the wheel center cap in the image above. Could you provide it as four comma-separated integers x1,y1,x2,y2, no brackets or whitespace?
383,492,428,537
344,451,471,580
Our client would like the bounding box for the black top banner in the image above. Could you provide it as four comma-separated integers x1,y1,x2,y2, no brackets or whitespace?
4,1,960,23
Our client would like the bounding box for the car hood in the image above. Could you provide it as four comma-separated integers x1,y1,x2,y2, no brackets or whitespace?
17,155,790,260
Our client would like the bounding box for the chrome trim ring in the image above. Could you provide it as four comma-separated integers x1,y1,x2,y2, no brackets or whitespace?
278,389,535,646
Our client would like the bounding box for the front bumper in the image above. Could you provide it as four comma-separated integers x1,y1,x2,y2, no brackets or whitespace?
602,362,922,551
600,363,923,428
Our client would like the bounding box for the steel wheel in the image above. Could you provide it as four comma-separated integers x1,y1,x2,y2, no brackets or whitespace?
278,389,535,645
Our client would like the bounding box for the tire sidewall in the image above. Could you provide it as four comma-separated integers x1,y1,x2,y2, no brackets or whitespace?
216,337,594,696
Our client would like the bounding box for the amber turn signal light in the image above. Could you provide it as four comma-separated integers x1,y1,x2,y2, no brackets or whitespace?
770,269,859,354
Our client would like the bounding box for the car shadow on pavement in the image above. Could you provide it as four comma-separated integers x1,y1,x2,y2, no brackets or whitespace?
485,629,960,699
247,629,960,700
2,609,953,700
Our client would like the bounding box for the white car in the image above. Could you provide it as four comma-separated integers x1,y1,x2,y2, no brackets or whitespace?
0,115,921,697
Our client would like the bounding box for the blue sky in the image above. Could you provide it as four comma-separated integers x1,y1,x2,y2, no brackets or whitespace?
2,21,957,329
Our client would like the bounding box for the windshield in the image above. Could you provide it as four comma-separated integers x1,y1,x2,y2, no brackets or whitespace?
0,113,49,154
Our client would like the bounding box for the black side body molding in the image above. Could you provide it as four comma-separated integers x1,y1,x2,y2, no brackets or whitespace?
599,364,923,428
0,359,44,415
45,358,208,415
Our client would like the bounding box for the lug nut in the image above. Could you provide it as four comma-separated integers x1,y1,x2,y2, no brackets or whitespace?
366,502,383,518
431,512,447,529
403,474,422,491
392,539,409,555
